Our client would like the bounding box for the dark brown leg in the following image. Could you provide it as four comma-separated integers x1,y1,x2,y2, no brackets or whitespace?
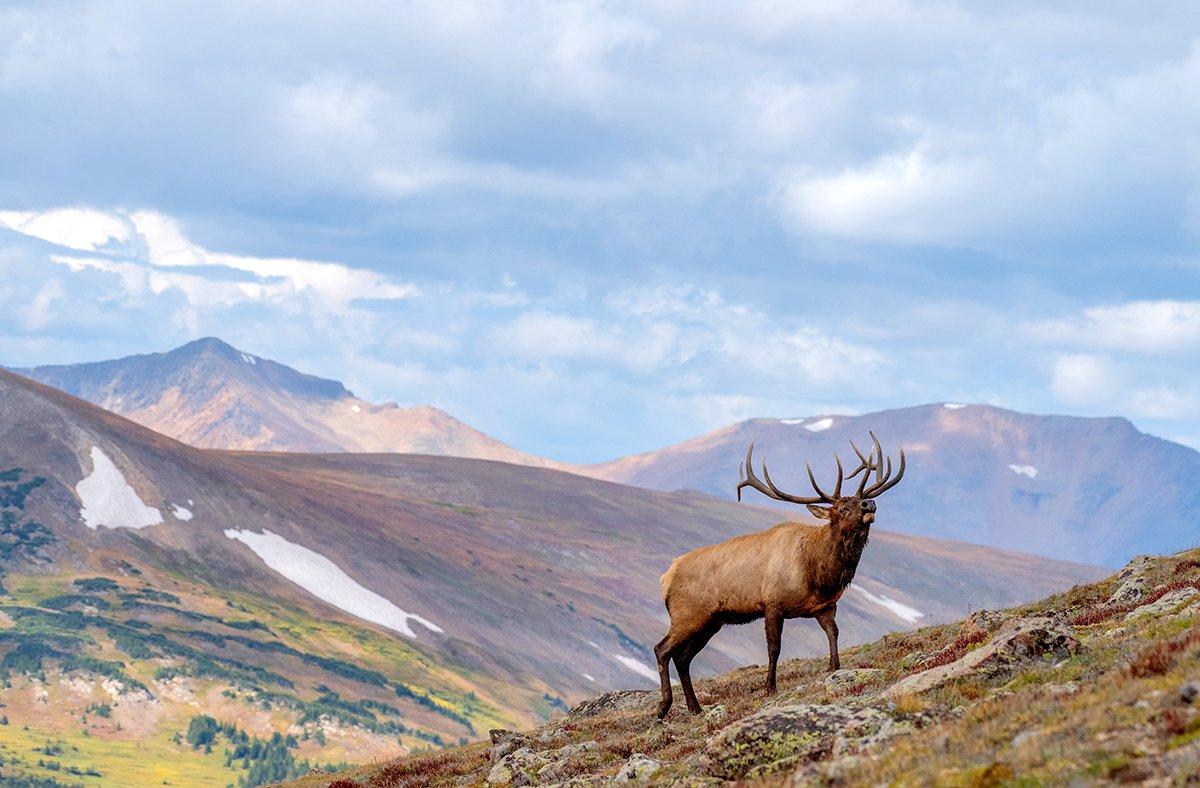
764,608,784,694
654,632,678,719
675,623,720,714
815,605,839,671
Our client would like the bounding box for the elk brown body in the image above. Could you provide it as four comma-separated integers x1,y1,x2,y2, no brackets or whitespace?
654,433,905,719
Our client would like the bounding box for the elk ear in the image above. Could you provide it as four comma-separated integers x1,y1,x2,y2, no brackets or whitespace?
806,504,832,520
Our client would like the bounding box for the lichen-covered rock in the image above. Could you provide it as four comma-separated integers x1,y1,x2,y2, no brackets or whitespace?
885,616,1080,698
567,690,655,719
613,753,662,782
702,704,887,779
487,741,599,786
1107,554,1155,604
962,609,1013,633
489,729,532,762
1124,587,1200,621
487,747,551,785
825,667,884,688
702,704,728,726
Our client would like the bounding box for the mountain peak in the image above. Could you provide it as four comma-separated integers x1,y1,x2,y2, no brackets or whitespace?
174,336,240,357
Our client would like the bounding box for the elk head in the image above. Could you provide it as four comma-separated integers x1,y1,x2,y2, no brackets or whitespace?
736,432,905,534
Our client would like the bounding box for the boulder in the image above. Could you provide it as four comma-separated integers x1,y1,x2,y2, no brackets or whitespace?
702,704,728,726
885,616,1080,698
1107,555,1156,605
614,753,662,782
1125,587,1200,621
487,747,550,786
489,729,532,762
567,690,655,719
702,703,887,779
1180,681,1199,705
825,668,884,688
486,741,599,786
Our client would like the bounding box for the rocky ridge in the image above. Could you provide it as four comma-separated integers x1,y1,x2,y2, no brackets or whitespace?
287,549,1200,786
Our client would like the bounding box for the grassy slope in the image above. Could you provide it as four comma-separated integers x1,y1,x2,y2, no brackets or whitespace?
295,548,1200,786
0,566,535,788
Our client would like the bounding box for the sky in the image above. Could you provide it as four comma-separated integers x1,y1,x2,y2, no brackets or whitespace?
1,1,1199,463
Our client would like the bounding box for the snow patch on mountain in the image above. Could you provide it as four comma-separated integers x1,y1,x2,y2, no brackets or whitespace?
780,418,805,425
240,353,256,365
850,585,924,624
170,504,193,521
350,404,361,413
943,403,967,410
804,417,834,432
223,528,442,638
76,447,163,530
611,653,658,682
1009,464,1039,478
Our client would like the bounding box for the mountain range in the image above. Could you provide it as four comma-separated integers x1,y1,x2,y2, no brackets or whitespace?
16,337,559,468
16,339,1200,567
0,364,1099,785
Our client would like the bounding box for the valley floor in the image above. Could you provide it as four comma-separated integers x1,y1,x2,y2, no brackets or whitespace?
286,549,1200,786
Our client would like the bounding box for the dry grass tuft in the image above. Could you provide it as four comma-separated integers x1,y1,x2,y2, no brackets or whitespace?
917,628,990,671
1128,628,1200,678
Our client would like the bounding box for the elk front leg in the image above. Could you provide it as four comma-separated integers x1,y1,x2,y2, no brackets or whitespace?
816,606,839,671
764,609,784,694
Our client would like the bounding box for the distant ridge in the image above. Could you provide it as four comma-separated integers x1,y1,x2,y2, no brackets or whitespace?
16,337,564,468
581,404,1200,567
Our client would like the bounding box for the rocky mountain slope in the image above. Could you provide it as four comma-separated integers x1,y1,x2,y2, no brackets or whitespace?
14,337,561,467
0,370,1100,785
289,548,1200,787
584,405,1200,567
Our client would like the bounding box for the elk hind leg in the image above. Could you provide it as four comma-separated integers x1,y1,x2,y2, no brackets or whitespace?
674,622,719,715
655,622,700,719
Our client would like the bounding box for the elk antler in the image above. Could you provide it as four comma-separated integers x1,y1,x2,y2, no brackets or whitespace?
737,442,838,505
736,433,905,505
860,431,905,498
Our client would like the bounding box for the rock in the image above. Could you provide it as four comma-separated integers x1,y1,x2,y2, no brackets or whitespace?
489,729,532,762
487,741,599,785
536,726,567,746
702,704,728,726
884,616,1081,698
567,690,655,719
963,609,1013,633
702,703,887,780
1045,682,1080,698
825,668,884,688
1125,587,1200,621
614,753,662,782
536,741,599,783
1180,681,1199,705
899,651,928,670
1107,555,1155,605
487,747,550,785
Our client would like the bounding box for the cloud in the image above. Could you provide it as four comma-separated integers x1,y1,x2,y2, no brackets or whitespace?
1050,354,1114,407
1029,300,1200,355
1,208,418,307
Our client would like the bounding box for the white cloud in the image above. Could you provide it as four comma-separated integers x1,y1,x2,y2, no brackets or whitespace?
0,208,135,252
777,149,991,244
491,310,678,373
1050,354,1113,406
7,208,418,307
1029,300,1200,355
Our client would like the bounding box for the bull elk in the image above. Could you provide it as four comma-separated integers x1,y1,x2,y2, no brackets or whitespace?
654,433,905,718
